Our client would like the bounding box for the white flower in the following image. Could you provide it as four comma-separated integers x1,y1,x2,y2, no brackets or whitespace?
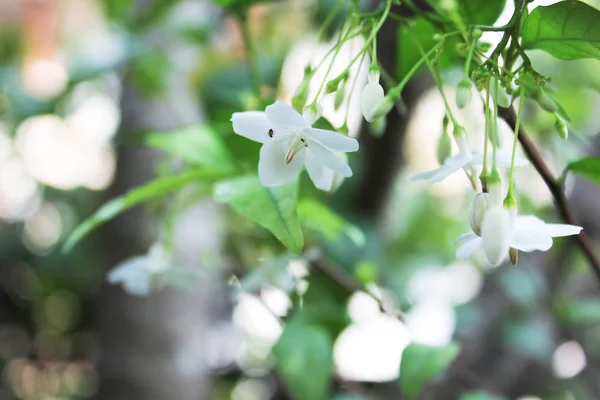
231,101,359,191
361,70,385,122
456,208,582,265
406,135,528,183
107,243,170,296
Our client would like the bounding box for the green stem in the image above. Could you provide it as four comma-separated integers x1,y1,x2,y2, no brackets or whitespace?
463,31,477,80
410,32,460,128
507,86,525,199
239,13,260,95
481,87,490,181
313,23,349,102
316,0,347,41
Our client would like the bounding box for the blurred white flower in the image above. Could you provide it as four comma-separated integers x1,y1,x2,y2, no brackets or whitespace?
406,134,527,183
107,243,197,296
231,101,358,191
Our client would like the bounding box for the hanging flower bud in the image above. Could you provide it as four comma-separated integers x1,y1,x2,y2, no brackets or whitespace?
371,116,387,137
456,79,472,109
361,69,385,122
292,66,312,111
468,193,489,236
490,77,511,108
555,113,568,140
481,206,511,266
509,247,518,265
533,88,558,113
334,85,346,110
437,129,452,164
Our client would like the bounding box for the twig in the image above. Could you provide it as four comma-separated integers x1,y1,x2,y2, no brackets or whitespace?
498,106,600,283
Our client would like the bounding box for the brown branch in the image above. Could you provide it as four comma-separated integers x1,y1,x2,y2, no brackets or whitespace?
498,106,600,283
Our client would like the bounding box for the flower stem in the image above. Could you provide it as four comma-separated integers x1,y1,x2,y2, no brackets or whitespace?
480,86,490,187
506,86,525,200
238,12,261,96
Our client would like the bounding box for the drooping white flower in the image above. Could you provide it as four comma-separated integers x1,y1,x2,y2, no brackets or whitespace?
406,134,527,183
107,243,170,296
456,204,583,265
361,70,385,122
107,243,198,296
231,101,359,191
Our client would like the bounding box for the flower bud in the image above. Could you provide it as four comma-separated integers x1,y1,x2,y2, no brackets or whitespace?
456,79,472,109
481,206,511,266
468,192,489,236
555,113,568,140
533,88,558,113
360,81,385,122
490,77,511,108
370,116,386,137
437,130,452,164
509,247,518,265
472,28,483,39
334,86,346,110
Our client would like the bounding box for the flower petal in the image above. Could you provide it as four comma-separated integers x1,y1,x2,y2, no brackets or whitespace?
231,111,274,143
306,140,352,177
456,236,483,260
305,152,335,191
456,232,478,246
510,228,553,252
515,215,546,231
304,128,359,152
265,101,308,130
258,138,305,187
544,223,583,237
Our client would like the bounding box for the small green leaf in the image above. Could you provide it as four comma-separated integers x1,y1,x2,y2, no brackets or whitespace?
297,199,364,245
63,169,221,253
273,320,334,400
399,342,461,399
522,1,600,60
566,157,600,184
145,125,235,171
457,0,506,25
213,175,304,253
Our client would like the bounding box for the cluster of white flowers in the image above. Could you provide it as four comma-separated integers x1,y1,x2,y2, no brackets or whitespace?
227,61,582,268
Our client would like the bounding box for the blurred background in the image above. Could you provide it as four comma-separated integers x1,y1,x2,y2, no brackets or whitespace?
1,0,600,399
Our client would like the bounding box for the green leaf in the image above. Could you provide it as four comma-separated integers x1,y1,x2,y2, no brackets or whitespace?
63,169,222,253
273,320,334,400
297,199,364,245
145,125,235,172
566,157,600,184
522,1,600,60
399,342,461,399
213,175,304,253
457,0,506,25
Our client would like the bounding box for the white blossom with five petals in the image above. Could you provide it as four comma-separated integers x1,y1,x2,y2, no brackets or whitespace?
231,101,359,191
456,207,583,265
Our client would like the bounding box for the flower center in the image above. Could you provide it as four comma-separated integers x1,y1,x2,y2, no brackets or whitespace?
285,133,308,164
